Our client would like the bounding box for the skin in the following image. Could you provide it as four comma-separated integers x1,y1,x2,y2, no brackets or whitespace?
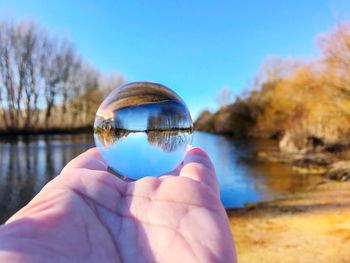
0,147,236,263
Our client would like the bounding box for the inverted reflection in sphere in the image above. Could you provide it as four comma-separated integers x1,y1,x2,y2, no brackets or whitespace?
94,82,193,180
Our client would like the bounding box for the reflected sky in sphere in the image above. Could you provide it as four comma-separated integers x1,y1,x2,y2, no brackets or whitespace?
94,82,193,180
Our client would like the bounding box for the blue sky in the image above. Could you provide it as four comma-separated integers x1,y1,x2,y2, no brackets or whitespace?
0,0,349,118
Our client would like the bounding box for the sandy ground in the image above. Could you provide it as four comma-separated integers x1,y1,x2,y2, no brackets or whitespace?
227,181,350,263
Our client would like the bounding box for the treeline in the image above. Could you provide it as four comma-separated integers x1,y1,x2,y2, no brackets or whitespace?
196,22,350,153
0,20,124,133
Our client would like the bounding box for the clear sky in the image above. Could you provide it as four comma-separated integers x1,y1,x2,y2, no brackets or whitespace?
0,0,349,118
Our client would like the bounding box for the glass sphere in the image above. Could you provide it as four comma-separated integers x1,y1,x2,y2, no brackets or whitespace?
94,82,193,180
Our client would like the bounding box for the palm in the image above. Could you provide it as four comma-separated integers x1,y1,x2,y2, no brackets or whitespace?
0,148,236,263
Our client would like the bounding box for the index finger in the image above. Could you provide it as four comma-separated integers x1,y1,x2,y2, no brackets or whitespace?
179,147,220,196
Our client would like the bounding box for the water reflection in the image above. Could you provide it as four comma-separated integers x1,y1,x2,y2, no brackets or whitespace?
0,132,323,223
193,133,324,207
0,134,93,223
147,131,192,152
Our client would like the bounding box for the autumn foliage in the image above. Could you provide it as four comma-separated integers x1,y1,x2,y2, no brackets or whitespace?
196,22,350,153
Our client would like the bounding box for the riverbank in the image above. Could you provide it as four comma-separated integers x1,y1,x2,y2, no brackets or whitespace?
227,180,350,263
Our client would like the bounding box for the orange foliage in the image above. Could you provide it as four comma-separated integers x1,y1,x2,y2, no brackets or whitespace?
250,22,350,147
196,22,350,149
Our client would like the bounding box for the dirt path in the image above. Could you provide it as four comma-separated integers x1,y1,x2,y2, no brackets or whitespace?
227,181,350,263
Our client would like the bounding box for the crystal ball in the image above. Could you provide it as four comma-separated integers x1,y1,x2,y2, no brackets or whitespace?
94,82,193,180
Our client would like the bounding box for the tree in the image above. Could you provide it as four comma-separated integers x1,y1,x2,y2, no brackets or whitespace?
0,19,124,132
318,22,350,92
215,86,232,107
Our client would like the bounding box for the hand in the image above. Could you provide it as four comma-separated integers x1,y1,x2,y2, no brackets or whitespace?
0,147,236,263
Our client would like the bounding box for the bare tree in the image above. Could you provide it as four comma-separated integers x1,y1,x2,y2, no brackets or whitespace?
0,19,124,132
318,22,350,92
0,22,16,129
216,86,233,107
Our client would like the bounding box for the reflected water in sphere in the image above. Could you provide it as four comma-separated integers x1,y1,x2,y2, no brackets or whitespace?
94,82,193,180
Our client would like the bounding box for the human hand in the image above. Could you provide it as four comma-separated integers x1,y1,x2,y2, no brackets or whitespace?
0,147,236,263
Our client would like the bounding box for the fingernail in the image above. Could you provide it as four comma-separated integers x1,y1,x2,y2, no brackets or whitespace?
188,147,208,157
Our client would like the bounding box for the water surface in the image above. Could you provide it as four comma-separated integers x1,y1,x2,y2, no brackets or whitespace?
0,132,323,223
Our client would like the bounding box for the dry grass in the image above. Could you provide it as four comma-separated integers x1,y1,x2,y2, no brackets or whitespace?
227,181,350,263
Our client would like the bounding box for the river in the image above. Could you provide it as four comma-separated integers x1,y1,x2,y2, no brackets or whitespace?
0,131,323,223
